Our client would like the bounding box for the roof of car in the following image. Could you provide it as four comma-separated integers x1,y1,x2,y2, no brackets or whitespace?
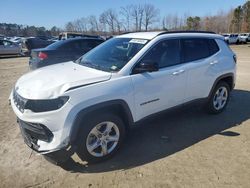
63,37,104,42
117,31,163,40
117,31,223,40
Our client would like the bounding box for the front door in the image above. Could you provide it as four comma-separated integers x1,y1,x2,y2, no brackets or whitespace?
131,39,188,121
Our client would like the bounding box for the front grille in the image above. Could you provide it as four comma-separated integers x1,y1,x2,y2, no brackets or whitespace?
18,119,54,151
13,90,27,113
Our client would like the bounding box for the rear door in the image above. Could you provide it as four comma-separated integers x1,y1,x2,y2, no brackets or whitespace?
182,38,221,102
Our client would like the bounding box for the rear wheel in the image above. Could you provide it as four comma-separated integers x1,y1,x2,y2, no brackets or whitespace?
206,81,230,114
76,113,126,163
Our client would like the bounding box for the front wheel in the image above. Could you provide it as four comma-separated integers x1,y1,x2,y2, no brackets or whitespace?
206,81,230,114
76,113,126,163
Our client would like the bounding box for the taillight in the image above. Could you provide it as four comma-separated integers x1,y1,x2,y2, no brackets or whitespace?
38,52,48,60
233,54,237,64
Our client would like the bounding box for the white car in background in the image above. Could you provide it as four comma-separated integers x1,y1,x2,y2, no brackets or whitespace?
222,34,230,42
239,33,248,44
223,34,239,44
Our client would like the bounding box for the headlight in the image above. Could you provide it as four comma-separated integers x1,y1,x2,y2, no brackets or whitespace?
25,96,69,112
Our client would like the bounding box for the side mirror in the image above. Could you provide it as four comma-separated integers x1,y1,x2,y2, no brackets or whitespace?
133,60,159,74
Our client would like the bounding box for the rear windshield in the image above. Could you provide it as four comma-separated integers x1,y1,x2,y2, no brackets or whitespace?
46,40,67,49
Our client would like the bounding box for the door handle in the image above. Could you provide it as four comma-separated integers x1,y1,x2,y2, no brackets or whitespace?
172,69,185,75
210,60,219,65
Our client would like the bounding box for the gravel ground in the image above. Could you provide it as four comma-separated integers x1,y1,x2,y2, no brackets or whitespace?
0,45,250,188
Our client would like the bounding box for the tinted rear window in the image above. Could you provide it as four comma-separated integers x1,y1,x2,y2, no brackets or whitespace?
207,39,219,55
182,38,210,62
87,40,103,48
47,39,103,50
59,41,82,50
46,40,67,49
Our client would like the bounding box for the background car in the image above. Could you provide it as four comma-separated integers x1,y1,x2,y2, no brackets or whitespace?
0,39,23,56
223,33,239,44
29,37,104,70
247,33,250,42
222,33,230,43
239,33,248,44
23,37,55,56
58,32,103,40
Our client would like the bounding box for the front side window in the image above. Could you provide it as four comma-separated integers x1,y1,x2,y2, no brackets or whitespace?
182,38,210,63
139,39,180,68
77,38,148,72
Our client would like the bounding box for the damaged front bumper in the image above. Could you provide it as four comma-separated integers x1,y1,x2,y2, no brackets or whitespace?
17,118,75,162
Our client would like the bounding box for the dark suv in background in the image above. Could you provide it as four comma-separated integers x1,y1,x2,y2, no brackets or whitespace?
29,37,104,70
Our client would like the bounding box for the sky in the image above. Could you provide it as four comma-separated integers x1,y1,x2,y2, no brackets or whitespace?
0,0,247,29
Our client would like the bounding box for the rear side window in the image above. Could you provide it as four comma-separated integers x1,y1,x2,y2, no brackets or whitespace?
207,39,219,55
181,38,210,63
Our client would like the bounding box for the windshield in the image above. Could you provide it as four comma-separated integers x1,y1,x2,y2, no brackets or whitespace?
77,37,148,72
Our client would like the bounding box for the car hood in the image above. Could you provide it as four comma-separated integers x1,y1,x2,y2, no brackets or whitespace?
15,61,112,99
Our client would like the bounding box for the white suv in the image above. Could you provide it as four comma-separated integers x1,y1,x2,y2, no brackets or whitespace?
239,33,249,44
10,31,236,163
223,33,240,44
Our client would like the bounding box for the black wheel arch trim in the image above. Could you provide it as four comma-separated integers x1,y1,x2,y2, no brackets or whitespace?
208,73,235,99
69,99,134,144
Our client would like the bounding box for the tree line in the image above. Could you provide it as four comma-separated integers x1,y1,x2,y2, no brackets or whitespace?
1,1,249,37
65,1,250,35
0,23,61,37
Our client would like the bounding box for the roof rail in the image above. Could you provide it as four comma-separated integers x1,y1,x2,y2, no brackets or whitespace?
158,30,216,36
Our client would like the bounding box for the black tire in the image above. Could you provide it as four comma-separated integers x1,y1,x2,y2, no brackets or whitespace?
76,113,126,163
206,81,230,114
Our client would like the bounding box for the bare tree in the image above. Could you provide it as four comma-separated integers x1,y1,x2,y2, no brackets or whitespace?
120,5,133,31
88,15,99,33
65,21,75,32
78,17,88,32
143,4,159,31
99,13,107,33
99,9,118,34
131,4,144,31
74,19,84,32
162,13,182,30
162,14,172,30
